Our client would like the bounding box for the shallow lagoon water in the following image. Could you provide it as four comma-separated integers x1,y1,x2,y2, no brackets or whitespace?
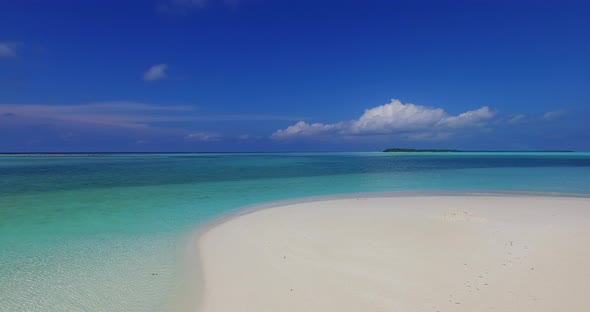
1,152,590,311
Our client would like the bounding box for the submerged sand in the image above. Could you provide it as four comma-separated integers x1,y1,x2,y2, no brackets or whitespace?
193,195,590,311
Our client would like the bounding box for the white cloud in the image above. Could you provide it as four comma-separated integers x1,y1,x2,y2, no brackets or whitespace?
0,102,299,129
1,101,299,147
350,100,446,134
506,114,527,124
543,110,567,121
0,102,191,128
437,106,494,128
143,64,168,81
0,42,19,58
273,121,344,138
272,99,496,141
185,131,222,142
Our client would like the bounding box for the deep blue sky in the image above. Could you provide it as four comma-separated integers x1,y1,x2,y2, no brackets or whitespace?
1,0,589,152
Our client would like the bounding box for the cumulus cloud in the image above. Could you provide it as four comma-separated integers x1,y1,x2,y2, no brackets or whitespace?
349,101,446,134
185,131,222,142
143,64,168,81
437,106,494,128
274,121,344,138
0,42,19,58
272,99,496,141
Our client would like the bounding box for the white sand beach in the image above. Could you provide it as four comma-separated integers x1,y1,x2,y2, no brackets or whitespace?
193,195,590,312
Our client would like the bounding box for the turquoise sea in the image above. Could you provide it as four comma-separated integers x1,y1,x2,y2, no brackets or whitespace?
2,152,590,311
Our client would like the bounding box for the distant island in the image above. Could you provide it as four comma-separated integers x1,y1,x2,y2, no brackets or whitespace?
383,148,574,153
383,148,462,153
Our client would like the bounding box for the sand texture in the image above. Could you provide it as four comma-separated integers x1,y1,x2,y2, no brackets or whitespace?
195,196,590,312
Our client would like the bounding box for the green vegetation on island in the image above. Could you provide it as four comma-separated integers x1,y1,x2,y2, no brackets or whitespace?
383,148,462,153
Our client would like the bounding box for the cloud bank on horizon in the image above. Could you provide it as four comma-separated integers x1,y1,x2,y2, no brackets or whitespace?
272,99,496,141
0,102,301,129
0,98,577,152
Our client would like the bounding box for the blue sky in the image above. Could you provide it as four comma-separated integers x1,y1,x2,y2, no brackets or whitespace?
1,0,589,152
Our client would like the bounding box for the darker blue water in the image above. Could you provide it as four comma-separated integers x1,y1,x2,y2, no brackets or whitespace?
2,152,590,195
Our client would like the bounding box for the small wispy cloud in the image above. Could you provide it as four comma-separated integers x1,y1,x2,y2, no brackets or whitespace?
543,110,568,121
143,64,168,81
236,134,265,141
158,0,207,14
506,114,527,124
238,134,250,139
0,102,191,128
185,131,222,142
158,0,240,14
499,111,568,125
0,102,300,131
0,42,19,58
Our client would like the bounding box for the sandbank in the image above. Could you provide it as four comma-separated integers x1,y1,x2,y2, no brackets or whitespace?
193,195,590,311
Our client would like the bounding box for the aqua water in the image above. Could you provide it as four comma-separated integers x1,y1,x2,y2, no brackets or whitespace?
2,152,590,311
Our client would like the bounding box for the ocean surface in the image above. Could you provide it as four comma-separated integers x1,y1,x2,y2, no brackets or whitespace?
2,152,590,311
